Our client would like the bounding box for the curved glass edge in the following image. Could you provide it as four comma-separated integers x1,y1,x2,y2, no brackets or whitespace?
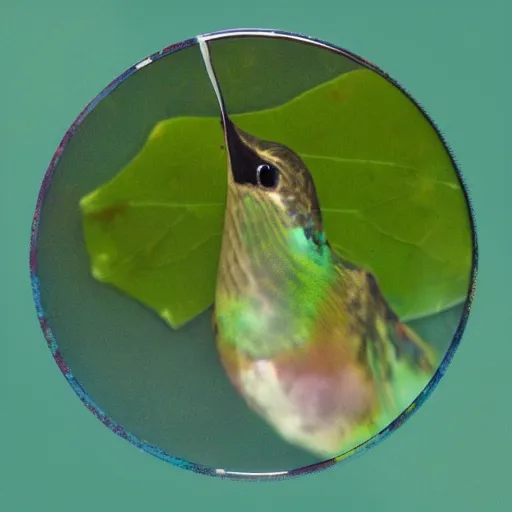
29,28,479,482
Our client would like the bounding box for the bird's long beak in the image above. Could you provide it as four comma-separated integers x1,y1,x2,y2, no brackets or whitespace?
199,37,248,184
221,117,241,172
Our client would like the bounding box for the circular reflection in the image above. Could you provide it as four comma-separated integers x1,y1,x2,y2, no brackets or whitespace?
31,29,477,479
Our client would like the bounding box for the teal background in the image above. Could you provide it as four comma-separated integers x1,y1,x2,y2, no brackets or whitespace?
1,0,508,510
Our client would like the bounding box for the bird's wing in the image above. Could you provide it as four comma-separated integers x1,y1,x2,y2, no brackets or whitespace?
331,254,438,380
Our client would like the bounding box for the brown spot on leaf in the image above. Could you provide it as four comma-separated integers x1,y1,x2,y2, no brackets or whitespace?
88,203,128,223
330,89,347,102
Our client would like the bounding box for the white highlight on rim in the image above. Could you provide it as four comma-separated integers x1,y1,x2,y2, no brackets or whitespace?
135,57,152,70
198,29,335,53
215,468,289,477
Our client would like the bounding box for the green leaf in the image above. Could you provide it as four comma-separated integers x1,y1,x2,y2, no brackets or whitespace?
80,68,472,329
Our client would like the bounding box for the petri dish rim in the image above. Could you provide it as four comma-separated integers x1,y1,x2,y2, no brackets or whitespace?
29,27,479,481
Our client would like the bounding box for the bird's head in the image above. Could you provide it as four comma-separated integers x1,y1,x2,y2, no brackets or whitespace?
222,118,324,238
199,37,327,249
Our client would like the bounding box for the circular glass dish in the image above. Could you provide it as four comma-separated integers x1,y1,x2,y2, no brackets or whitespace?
30,28,477,480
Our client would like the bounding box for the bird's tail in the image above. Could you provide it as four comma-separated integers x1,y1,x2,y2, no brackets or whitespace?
389,320,438,375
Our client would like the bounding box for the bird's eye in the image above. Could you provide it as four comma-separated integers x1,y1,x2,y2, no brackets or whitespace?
256,164,279,189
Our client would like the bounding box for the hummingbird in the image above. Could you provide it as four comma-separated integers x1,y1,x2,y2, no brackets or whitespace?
199,38,438,458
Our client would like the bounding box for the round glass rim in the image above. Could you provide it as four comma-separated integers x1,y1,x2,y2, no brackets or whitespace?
29,27,479,481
